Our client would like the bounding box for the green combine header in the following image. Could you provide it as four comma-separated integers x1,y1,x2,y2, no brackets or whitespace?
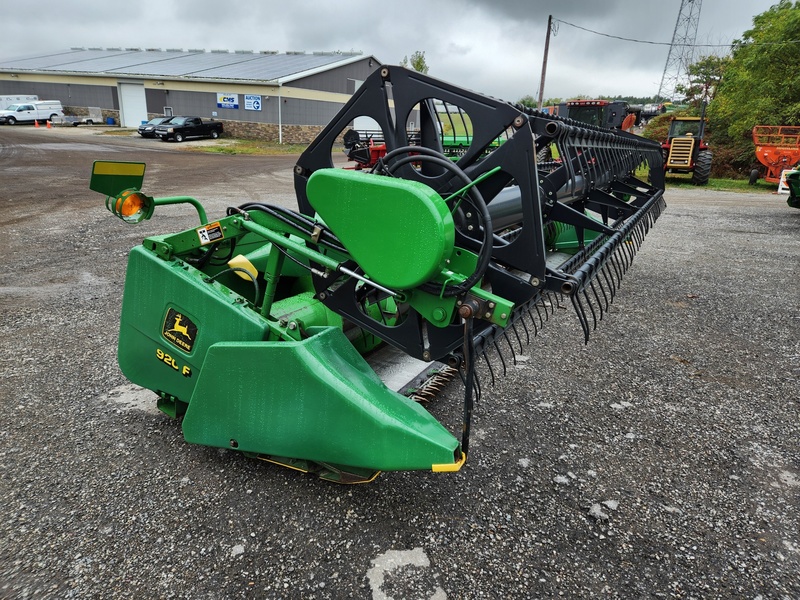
92,66,666,483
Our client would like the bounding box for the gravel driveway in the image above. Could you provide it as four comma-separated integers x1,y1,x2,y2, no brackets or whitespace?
1,126,798,599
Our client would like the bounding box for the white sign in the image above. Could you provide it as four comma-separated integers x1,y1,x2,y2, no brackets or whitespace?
217,93,239,109
777,169,797,194
245,94,262,111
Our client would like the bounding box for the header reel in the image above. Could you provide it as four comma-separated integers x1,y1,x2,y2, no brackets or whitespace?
295,66,665,364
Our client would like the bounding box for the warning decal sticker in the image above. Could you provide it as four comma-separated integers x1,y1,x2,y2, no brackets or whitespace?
196,222,224,245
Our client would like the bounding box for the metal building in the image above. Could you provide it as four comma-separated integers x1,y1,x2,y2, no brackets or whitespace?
0,48,381,142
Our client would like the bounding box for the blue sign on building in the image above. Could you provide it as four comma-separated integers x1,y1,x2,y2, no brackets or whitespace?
217,93,239,109
245,95,262,111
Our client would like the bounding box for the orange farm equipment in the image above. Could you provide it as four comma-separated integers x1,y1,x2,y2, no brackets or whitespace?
751,125,800,184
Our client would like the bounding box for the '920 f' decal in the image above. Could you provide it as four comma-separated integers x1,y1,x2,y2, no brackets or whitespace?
156,348,192,377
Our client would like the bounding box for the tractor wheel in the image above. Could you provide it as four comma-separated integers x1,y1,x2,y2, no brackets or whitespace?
691,149,712,186
749,169,760,185
536,145,553,164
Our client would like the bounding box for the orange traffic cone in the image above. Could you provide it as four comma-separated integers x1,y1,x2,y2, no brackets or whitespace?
34,120,39,128
46,120,51,129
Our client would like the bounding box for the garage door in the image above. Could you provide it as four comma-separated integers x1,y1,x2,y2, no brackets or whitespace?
118,82,148,128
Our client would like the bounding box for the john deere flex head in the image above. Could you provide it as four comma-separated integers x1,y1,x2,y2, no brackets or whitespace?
92,66,665,483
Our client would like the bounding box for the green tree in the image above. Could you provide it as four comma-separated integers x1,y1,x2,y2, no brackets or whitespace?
709,0,800,172
675,55,730,107
517,95,537,108
542,97,563,107
400,51,429,74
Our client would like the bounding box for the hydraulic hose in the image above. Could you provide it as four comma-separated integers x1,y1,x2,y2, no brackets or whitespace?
379,146,494,298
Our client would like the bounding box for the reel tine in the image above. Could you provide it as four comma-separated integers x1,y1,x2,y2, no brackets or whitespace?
631,226,644,255
601,261,617,297
620,236,634,268
582,287,598,330
617,240,632,275
473,367,483,403
511,319,527,349
544,293,555,316
632,221,645,250
526,306,540,335
519,310,533,342
548,292,559,312
642,205,656,237
626,229,638,261
589,279,607,319
571,291,592,343
638,217,649,245
493,339,508,376
608,250,624,287
502,330,518,365
595,274,610,312
553,291,566,310
481,349,497,386
542,296,552,318
616,237,632,272
533,301,546,329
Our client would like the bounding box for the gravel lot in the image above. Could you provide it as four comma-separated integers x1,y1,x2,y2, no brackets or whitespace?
1,125,798,599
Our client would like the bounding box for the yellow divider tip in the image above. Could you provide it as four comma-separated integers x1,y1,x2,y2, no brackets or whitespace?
432,453,466,473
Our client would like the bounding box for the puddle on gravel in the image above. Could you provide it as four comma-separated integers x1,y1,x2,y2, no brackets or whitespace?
103,383,161,415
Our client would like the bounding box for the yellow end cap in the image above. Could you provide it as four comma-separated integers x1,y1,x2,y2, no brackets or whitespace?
228,254,258,280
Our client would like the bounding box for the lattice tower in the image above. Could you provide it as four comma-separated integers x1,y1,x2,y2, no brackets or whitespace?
657,0,703,101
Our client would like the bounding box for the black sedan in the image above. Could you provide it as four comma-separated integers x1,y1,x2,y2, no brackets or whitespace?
138,117,173,138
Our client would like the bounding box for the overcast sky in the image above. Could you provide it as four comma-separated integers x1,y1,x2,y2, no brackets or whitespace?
0,0,780,102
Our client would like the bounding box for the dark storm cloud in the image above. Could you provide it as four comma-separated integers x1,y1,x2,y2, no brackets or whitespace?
0,0,779,101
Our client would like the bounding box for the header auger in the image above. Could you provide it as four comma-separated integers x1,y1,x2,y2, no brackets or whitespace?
93,66,665,483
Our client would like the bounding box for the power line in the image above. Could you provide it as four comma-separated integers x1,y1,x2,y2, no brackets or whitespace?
553,17,800,48
555,18,676,46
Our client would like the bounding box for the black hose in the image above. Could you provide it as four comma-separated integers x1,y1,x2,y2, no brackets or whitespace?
379,147,494,298
185,241,220,270
204,267,260,304
230,203,348,254
460,317,476,456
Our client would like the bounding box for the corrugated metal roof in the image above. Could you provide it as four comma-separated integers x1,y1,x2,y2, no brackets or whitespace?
0,48,376,83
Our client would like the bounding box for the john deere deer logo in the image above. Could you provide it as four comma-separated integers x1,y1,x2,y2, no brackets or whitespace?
162,308,197,352
169,314,191,338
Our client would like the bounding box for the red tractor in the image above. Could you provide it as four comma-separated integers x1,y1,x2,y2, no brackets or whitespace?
661,115,712,186
565,99,639,131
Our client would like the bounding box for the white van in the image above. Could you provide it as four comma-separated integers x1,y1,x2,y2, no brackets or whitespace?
0,101,64,125
1,94,38,109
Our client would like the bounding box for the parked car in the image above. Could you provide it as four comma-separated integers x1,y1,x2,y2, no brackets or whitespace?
155,116,223,142
138,116,173,138
0,101,64,125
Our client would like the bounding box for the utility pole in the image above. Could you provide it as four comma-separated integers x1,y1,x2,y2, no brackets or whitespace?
537,15,553,111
